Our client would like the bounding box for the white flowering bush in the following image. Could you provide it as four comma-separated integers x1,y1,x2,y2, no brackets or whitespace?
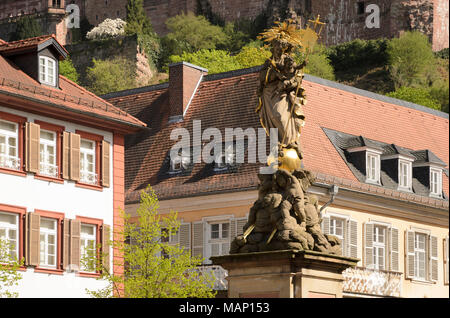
86,18,126,40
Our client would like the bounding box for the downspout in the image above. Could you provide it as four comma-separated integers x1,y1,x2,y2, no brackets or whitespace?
319,185,339,217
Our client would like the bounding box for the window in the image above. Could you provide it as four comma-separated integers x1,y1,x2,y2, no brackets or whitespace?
169,150,190,173
430,168,442,197
39,218,57,268
208,222,230,257
364,222,399,272
357,1,365,14
322,214,358,259
330,218,344,239
366,152,380,183
373,225,386,271
406,230,438,282
80,224,97,272
39,56,56,86
214,144,235,171
0,212,19,261
398,160,412,190
414,233,427,279
80,139,97,184
0,119,20,170
39,129,57,177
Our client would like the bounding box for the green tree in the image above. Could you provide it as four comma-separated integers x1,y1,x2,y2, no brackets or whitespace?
125,0,154,35
386,86,442,110
86,58,137,95
0,239,23,298
59,58,79,84
124,0,160,69
84,186,216,298
235,46,271,69
387,31,437,88
10,16,43,41
169,49,241,74
165,12,229,55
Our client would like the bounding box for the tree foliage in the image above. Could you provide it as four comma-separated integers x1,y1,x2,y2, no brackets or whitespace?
165,12,229,56
10,16,43,41
86,58,137,95
386,86,442,110
0,239,23,298
387,31,437,88
125,0,154,35
84,186,216,298
59,58,79,84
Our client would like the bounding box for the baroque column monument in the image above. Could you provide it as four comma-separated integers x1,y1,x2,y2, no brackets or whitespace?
212,18,358,298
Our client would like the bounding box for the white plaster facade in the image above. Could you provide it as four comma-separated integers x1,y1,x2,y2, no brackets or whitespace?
0,104,113,298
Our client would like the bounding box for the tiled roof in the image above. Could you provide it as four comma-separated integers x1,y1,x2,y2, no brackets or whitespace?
105,66,449,209
0,52,145,128
0,34,68,56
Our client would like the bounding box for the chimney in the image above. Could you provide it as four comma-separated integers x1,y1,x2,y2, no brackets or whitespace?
168,62,207,122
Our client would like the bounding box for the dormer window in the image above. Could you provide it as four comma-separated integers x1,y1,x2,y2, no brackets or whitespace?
366,152,380,184
214,143,235,171
398,159,413,191
429,168,442,198
39,56,56,86
169,151,190,173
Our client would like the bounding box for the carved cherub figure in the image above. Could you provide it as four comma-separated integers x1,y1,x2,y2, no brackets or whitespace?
274,169,306,228
304,194,332,252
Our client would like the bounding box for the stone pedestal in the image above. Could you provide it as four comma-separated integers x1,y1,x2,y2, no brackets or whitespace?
211,250,359,298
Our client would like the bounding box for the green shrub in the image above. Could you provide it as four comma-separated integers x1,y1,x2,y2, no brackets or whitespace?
387,31,437,88
86,58,137,95
428,82,449,113
235,46,271,69
165,12,229,55
59,58,79,84
434,48,449,59
327,38,389,72
386,86,442,110
169,49,241,74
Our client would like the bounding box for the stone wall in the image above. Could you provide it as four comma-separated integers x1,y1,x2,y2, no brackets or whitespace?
65,34,154,87
142,0,448,50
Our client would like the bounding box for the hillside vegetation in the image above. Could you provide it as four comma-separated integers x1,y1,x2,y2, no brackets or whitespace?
54,1,449,113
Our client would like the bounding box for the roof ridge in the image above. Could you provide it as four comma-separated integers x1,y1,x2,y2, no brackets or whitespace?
304,74,449,119
100,82,169,99
59,75,145,125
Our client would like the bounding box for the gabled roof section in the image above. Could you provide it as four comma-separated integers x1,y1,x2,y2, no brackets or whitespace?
0,34,68,60
0,38,145,132
411,150,447,166
106,65,448,209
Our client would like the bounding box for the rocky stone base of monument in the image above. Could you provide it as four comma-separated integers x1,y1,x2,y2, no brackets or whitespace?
230,169,342,255
211,249,359,298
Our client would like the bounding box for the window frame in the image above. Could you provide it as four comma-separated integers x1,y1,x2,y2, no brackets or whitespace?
39,56,57,87
398,159,413,191
429,167,442,198
0,111,26,176
372,225,386,271
34,209,64,274
0,203,26,264
75,130,103,189
76,216,103,277
413,232,427,280
34,120,64,182
207,220,230,258
365,151,381,184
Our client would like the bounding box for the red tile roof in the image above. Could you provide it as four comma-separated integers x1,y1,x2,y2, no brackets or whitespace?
0,51,145,129
106,67,449,209
0,34,69,56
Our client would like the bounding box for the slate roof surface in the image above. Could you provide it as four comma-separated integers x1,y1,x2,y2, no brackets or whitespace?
0,36,145,128
104,66,449,209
